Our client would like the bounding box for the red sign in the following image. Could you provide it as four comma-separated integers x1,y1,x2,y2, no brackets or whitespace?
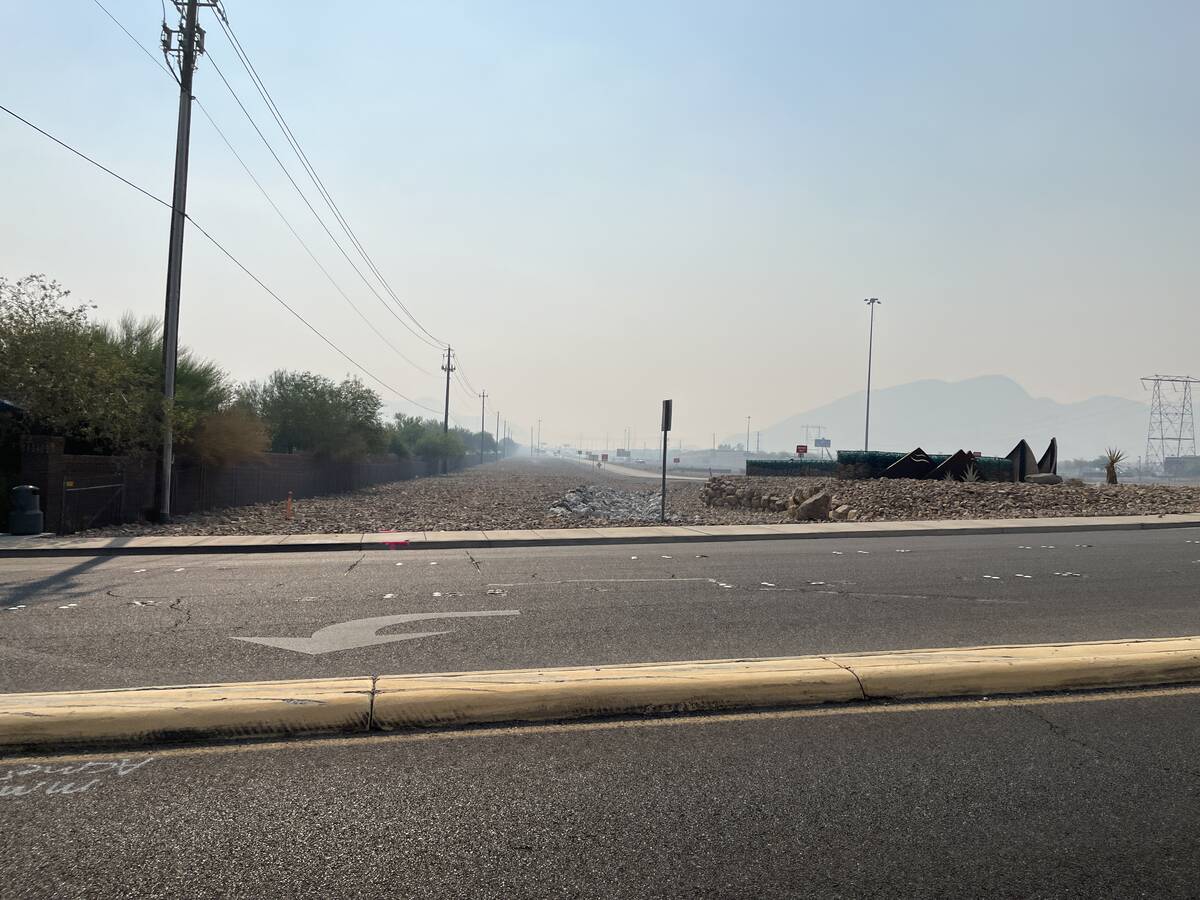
796,444,808,455
971,450,983,457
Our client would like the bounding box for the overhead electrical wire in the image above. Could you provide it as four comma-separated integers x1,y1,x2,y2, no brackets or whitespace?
205,52,442,361
212,6,446,349
89,0,436,378
0,101,444,417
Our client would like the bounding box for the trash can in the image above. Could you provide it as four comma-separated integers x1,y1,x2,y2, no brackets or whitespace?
8,485,43,535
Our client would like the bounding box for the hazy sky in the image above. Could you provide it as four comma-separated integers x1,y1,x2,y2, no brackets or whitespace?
3,1,1197,450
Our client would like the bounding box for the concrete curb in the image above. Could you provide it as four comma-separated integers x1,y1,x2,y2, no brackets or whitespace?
2,514,1199,557
4,637,1200,751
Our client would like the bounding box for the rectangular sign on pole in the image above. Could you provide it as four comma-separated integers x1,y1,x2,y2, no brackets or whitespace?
661,399,673,522
796,444,808,456
814,438,832,448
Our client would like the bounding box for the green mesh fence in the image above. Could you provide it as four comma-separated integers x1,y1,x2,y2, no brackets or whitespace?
746,459,838,477
834,451,1015,481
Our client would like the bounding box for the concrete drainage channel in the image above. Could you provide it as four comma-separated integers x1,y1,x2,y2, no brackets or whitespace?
4,637,1200,753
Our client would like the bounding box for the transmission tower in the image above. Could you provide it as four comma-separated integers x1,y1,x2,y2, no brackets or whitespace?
1142,375,1198,471
799,424,834,460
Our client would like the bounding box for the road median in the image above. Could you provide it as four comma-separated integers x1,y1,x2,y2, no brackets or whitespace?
4,636,1200,752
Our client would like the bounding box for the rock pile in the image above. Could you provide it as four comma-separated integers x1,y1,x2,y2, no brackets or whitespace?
699,476,853,522
549,485,675,523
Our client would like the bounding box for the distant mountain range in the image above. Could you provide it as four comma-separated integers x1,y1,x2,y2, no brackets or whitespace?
753,376,1149,462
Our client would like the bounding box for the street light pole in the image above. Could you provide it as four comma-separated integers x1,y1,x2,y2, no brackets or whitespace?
863,298,881,451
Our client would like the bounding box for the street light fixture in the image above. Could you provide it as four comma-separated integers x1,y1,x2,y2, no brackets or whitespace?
863,298,881,451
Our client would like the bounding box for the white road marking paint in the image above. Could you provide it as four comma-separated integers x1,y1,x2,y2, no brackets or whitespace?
761,582,775,587
894,549,911,553
429,562,438,566
1018,546,1032,549
4,606,26,611
133,569,146,573
486,577,713,588
132,600,157,606
174,568,185,572
233,610,520,655
0,757,155,800
487,589,507,596
383,593,395,599
983,575,1001,580
297,596,317,603
395,563,404,566
1015,574,1033,579
1053,572,1083,577
661,555,672,559
695,554,707,558
809,581,826,586
630,556,638,560
856,550,870,554
432,592,443,598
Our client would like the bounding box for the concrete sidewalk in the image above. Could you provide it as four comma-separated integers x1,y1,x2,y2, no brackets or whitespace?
2,513,1198,556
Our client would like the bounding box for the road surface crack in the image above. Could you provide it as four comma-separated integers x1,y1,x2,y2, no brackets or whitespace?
465,550,482,574
166,597,192,631
1018,705,1200,781
343,553,366,577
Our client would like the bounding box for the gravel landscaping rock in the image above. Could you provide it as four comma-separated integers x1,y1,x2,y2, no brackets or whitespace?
83,460,1200,537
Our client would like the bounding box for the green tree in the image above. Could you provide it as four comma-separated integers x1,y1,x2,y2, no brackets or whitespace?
0,275,157,451
239,370,385,461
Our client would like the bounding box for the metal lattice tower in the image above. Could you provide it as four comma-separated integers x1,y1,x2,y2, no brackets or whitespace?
1142,375,1198,470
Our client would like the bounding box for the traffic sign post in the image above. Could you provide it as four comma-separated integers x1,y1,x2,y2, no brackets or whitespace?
796,444,808,456
661,400,673,522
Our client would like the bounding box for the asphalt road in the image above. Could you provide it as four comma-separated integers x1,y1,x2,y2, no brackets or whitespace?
2,686,1199,898
1,527,1198,692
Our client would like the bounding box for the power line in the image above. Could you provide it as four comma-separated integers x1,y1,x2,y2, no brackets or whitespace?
90,0,179,83
204,52,442,356
455,361,481,396
0,101,443,417
211,7,446,349
87,0,437,379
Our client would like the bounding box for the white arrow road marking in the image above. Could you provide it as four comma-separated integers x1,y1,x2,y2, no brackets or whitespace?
232,610,520,656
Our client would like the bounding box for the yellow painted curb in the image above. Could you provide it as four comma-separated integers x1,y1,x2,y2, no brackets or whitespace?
3,638,1200,750
0,677,372,749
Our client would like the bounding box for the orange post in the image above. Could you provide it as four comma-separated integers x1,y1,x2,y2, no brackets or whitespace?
285,491,293,521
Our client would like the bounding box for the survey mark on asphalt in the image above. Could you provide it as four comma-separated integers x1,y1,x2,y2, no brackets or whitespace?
232,610,520,655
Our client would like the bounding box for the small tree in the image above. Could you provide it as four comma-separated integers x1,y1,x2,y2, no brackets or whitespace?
1104,448,1125,485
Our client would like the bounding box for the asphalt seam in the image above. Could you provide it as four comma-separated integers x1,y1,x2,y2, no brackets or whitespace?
822,657,869,701
366,674,378,732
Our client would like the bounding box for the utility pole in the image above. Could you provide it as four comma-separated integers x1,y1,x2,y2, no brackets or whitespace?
439,346,455,474
863,298,881,451
745,416,750,453
495,411,500,459
503,419,507,458
537,419,542,456
156,0,207,522
530,427,534,457
479,390,487,465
